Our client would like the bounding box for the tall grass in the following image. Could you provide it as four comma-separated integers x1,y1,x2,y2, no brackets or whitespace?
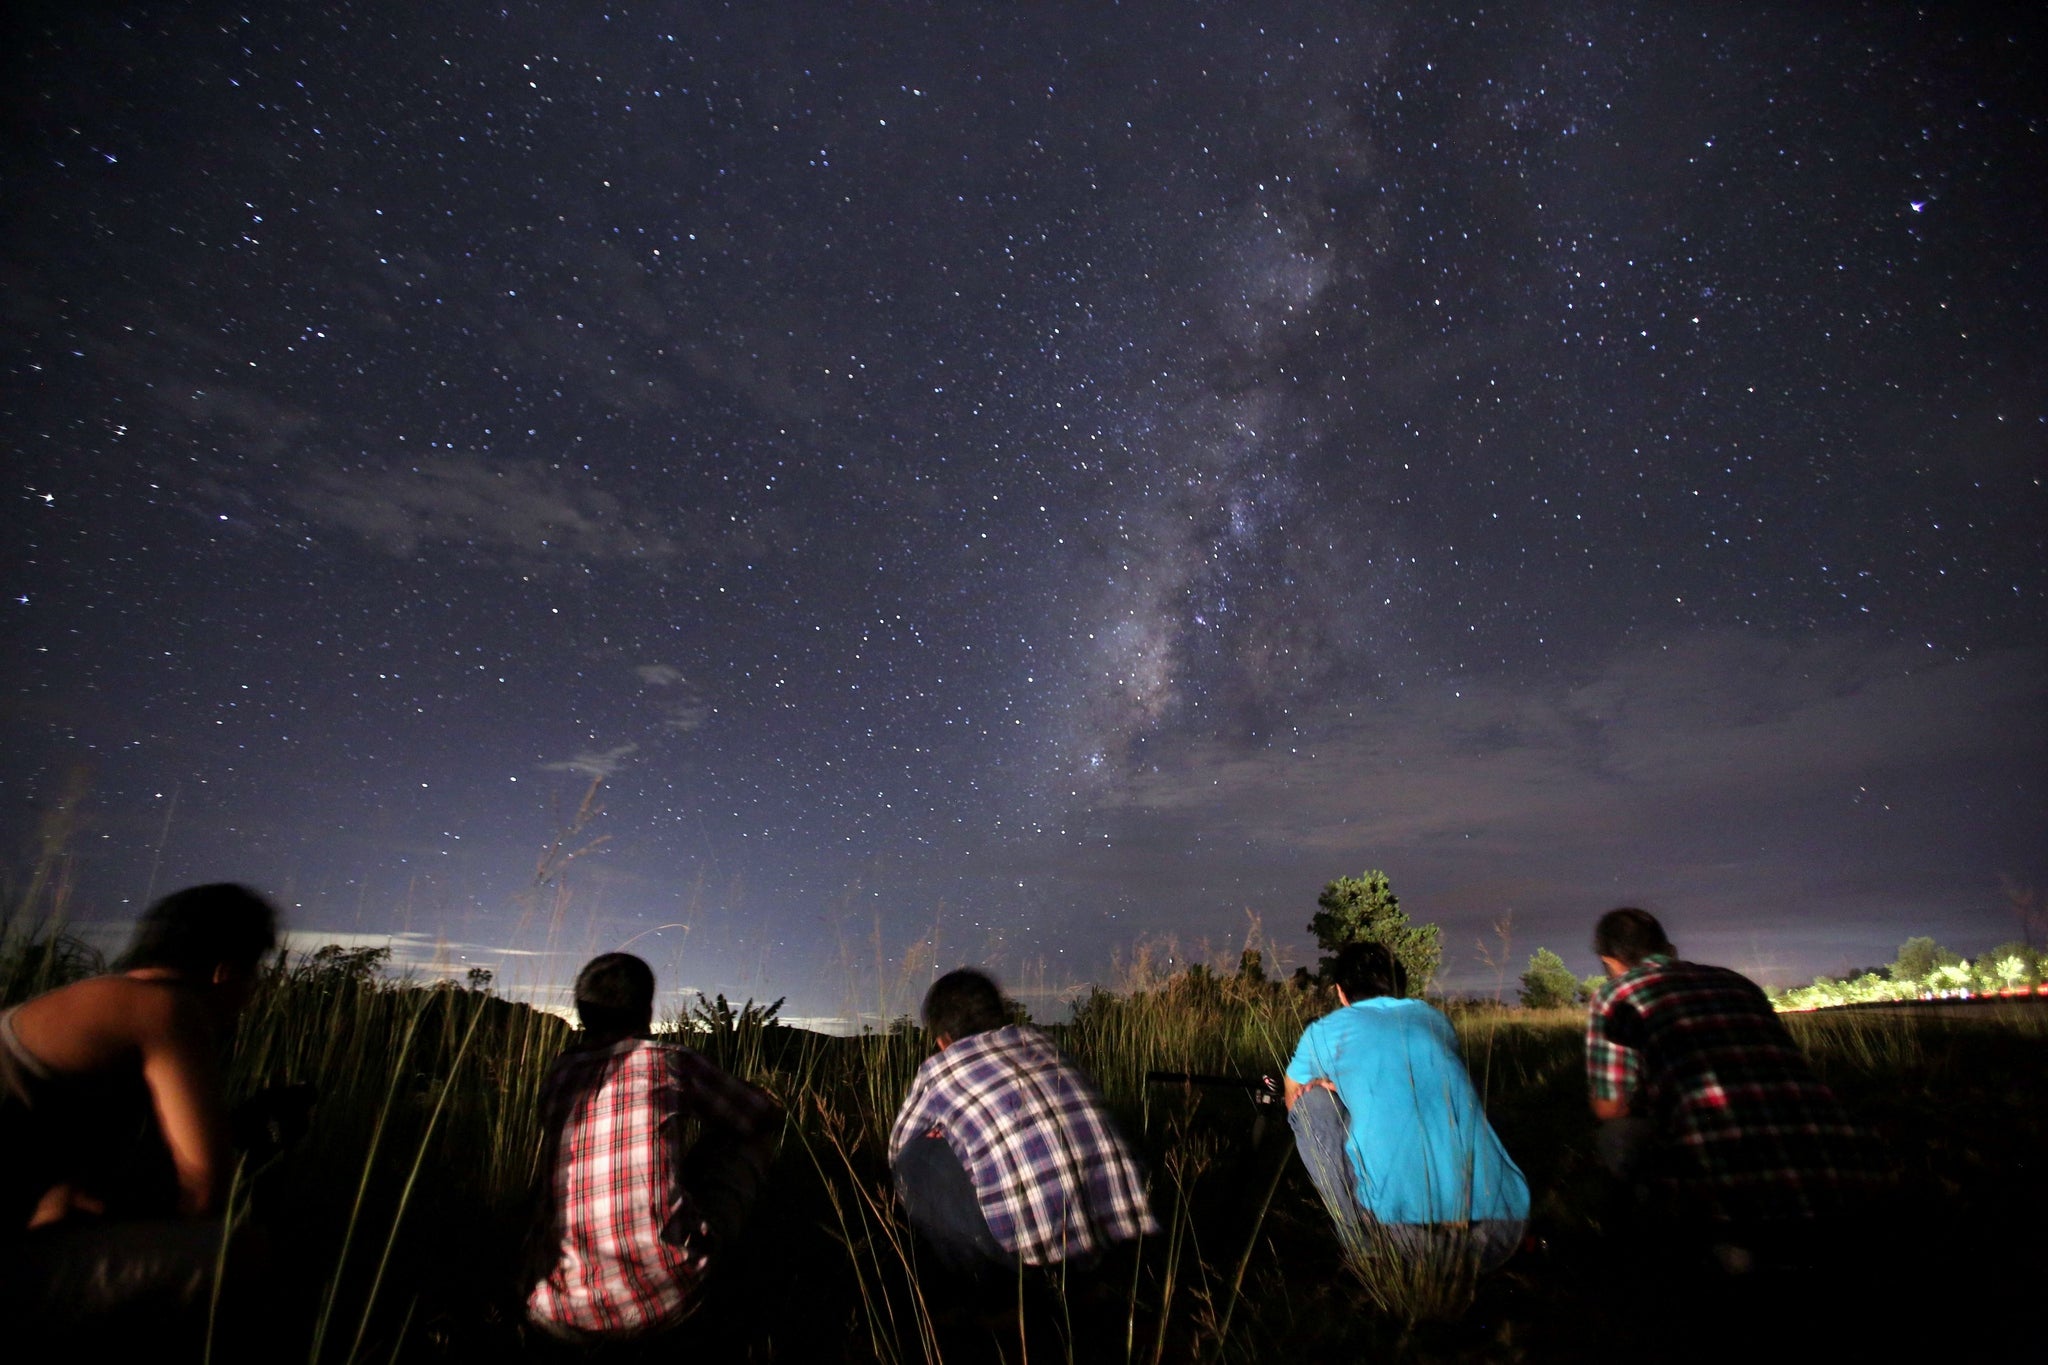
11,922,2043,1361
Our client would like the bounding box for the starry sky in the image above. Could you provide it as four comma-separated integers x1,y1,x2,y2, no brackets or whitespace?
3,2,2042,1020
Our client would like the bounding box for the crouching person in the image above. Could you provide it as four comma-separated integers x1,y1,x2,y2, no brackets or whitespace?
889,968,1157,1284
525,953,779,1347
0,883,280,1356
1285,942,1529,1273
1585,907,1887,1273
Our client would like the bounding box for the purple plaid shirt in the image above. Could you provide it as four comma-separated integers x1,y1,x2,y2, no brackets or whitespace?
889,1025,1157,1263
1587,956,1886,1222
527,1038,777,1336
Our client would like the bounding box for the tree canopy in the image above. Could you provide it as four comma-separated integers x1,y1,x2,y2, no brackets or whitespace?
1518,947,1582,1009
1307,870,1441,996
1891,935,1959,985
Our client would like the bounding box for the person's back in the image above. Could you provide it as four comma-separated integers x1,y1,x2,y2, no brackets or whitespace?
525,954,778,1343
0,883,278,1347
1284,942,1528,1269
889,968,1156,1273
1289,995,1526,1227
1592,948,1881,1224
2,976,203,1229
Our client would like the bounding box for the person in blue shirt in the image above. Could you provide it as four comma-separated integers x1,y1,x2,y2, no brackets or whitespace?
1284,941,1529,1270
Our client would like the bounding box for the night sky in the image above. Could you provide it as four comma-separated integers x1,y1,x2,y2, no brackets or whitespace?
4,2,2042,1021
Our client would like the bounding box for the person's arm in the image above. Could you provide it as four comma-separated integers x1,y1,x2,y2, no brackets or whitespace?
1281,1075,1336,1111
138,991,236,1217
887,1068,935,1165
1584,989,1640,1122
680,1053,781,1140
1281,1019,1338,1111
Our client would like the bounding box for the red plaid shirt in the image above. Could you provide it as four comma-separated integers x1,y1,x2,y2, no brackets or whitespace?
526,1037,777,1336
1587,956,1886,1222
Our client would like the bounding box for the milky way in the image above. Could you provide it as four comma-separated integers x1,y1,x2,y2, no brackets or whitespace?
3,3,2041,1017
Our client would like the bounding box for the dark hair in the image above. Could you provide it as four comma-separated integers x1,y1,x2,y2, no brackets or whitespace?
573,952,656,1036
921,967,1009,1042
119,883,278,976
1328,941,1406,1000
1593,907,1674,968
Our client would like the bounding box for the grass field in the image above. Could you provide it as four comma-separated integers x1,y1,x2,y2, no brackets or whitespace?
9,943,2048,1362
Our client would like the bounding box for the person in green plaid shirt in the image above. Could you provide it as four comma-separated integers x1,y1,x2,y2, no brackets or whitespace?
1585,908,1886,1263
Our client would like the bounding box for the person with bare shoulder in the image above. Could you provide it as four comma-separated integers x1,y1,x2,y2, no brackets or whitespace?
0,882,278,1340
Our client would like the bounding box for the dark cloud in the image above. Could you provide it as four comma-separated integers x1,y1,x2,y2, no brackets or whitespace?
296,454,683,562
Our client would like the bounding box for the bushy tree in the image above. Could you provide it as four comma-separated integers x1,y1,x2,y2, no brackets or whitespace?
1518,948,1583,1008
1581,973,1610,1000
1308,871,1441,996
1983,941,2038,992
689,992,785,1033
294,943,392,990
1891,936,1958,987
1930,961,1973,995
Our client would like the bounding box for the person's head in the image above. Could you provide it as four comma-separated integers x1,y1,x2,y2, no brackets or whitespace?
921,967,1009,1047
1327,941,1406,1002
1593,907,1674,971
119,883,279,994
573,953,656,1038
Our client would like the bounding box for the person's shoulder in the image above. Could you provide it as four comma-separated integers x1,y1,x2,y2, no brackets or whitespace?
96,973,207,1033
1383,997,1459,1043
549,1034,642,1072
1349,996,1432,1022
963,1022,1043,1054
1677,960,1773,1005
1296,1000,1378,1048
1300,1004,1346,1032
1610,954,1681,990
654,1037,748,1079
1657,958,1759,992
18,973,210,1062
938,1024,1054,1082
1593,961,1660,1013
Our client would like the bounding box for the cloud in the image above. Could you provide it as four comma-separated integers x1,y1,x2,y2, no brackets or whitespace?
637,665,712,733
1076,633,2044,981
294,454,681,562
1130,635,2039,836
278,928,550,963
540,742,640,778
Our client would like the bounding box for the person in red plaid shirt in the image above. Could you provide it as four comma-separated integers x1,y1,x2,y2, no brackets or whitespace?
888,968,1157,1278
1585,908,1885,1267
524,953,779,1344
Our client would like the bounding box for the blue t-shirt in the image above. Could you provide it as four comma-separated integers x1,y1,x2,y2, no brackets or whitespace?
1285,997,1529,1226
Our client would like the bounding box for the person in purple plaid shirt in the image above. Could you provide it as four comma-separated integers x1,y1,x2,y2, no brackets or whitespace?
888,968,1157,1277
1586,908,1886,1267
524,953,779,1344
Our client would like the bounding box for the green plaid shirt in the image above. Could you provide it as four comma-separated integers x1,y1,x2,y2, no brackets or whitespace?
1587,955,1886,1222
